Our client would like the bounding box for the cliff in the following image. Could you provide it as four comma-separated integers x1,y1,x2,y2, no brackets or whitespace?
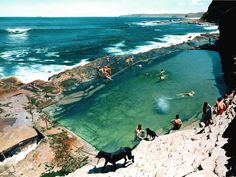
201,1,236,90
218,7,236,90
201,3,236,174
201,0,236,23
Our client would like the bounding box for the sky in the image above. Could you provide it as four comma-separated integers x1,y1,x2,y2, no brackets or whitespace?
0,0,212,17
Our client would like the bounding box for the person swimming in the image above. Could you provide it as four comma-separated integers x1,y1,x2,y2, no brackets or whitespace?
159,69,166,80
176,90,195,97
160,73,165,80
160,69,165,75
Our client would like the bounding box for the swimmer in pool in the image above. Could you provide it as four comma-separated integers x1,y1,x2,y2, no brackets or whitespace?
176,90,195,97
159,69,166,80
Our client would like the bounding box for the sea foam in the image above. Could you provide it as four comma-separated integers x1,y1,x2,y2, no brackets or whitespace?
0,59,90,83
130,20,178,27
45,52,60,58
104,41,126,55
128,32,202,54
6,28,31,34
0,50,29,61
155,97,170,114
203,25,218,30
105,32,202,55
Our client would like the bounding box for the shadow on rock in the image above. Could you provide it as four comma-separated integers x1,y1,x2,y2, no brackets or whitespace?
88,162,132,174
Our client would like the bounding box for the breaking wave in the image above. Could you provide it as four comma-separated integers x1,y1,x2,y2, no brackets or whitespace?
6,28,31,34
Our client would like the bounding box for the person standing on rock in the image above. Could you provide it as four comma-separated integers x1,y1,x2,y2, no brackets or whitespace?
105,54,110,62
208,36,211,46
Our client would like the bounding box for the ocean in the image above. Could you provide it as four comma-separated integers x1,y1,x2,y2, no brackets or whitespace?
0,17,218,83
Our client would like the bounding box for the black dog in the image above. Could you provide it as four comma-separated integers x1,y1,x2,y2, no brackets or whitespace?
96,146,134,172
146,128,158,140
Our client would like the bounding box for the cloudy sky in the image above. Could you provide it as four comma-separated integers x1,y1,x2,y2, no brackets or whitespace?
0,0,212,17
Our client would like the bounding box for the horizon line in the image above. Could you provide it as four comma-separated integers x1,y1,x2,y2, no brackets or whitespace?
0,12,205,18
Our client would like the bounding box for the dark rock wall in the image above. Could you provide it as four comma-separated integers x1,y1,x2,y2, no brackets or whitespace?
202,1,236,90
203,2,236,176
218,7,236,90
201,0,236,23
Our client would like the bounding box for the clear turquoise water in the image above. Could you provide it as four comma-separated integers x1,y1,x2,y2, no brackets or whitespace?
54,50,226,151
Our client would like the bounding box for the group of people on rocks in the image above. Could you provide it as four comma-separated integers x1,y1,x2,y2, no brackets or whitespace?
96,65,112,80
135,90,236,143
96,54,168,82
96,54,136,81
200,91,235,127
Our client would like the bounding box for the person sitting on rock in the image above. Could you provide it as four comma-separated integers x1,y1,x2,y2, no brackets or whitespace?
101,65,112,80
125,56,134,66
171,115,182,130
104,65,111,76
134,124,145,142
200,102,212,127
96,66,103,78
214,98,226,115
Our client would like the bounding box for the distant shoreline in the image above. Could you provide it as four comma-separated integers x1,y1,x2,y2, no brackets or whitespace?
119,12,204,18
0,12,204,18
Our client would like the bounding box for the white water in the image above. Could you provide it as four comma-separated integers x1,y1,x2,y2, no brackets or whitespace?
0,59,90,83
203,25,218,30
130,19,178,27
6,28,31,34
105,32,203,56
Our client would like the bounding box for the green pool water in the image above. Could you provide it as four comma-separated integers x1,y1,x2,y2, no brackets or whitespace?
53,50,226,151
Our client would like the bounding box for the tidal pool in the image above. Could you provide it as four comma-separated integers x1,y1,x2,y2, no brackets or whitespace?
53,50,226,151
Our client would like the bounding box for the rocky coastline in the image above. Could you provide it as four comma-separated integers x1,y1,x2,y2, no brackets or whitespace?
0,17,232,176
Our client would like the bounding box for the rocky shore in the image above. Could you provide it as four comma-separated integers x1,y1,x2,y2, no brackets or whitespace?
0,91,95,177
0,19,227,177
67,92,236,177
